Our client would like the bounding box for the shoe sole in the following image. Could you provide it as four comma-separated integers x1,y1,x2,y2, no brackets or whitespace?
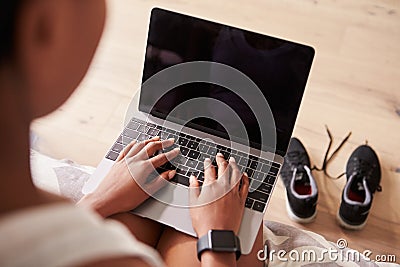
285,197,317,224
336,212,366,230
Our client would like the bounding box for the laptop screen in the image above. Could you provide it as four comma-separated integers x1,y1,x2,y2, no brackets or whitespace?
139,8,314,156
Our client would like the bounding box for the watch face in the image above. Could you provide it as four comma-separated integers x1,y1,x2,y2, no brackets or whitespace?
210,230,236,248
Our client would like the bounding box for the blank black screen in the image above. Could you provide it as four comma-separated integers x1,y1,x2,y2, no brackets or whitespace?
139,8,314,156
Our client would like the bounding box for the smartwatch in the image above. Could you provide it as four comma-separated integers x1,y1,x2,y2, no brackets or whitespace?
197,230,241,261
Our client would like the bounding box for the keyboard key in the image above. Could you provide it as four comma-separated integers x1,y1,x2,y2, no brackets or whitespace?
259,159,271,166
208,147,217,156
138,133,150,141
186,159,197,168
258,183,272,194
120,136,133,145
256,163,263,171
178,137,189,146
171,174,190,187
187,140,199,150
186,135,195,140
261,164,271,173
123,129,140,139
180,147,189,156
253,171,265,182
269,167,279,175
137,125,150,133
198,154,207,162
145,122,156,128
106,151,119,161
248,160,258,170
245,198,254,209
220,150,230,159
248,191,268,203
264,175,276,185
176,168,187,176
172,155,187,165
239,157,248,166
168,134,178,140
188,150,200,160
160,132,169,140
127,121,139,130
197,172,204,181
195,161,204,171
230,155,240,162
111,143,124,153
249,155,259,162
198,144,209,153
245,168,254,178
272,162,281,168
187,169,200,177
174,174,190,186
164,162,177,170
252,201,266,212
147,128,159,136
237,151,247,158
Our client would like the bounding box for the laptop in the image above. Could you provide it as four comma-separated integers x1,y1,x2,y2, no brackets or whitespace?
83,7,315,254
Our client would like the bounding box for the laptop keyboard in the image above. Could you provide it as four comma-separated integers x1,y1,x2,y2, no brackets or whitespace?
106,118,280,213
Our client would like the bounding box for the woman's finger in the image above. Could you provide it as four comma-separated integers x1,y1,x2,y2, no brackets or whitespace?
216,153,229,185
229,157,241,188
127,136,159,157
203,158,216,185
117,140,137,161
149,147,180,167
140,138,175,159
239,173,250,200
189,175,200,205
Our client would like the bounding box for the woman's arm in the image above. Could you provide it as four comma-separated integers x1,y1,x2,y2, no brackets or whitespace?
189,154,250,267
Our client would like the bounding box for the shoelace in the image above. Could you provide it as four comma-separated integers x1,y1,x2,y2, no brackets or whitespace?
311,125,351,179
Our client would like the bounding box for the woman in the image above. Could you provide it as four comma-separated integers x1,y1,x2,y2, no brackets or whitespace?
0,1,263,266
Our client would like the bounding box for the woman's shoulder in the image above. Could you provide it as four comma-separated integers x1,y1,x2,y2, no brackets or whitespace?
0,202,164,267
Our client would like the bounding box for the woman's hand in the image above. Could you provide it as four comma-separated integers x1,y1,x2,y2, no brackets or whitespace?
78,137,179,218
189,153,249,237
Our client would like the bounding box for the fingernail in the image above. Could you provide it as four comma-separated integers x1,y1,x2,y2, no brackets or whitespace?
168,170,176,179
243,172,248,177
217,153,224,157
168,138,175,142
174,147,181,152
190,175,196,184
204,158,211,162
229,157,235,162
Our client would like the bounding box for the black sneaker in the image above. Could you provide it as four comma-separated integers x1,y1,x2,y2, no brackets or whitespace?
281,138,318,223
337,145,382,230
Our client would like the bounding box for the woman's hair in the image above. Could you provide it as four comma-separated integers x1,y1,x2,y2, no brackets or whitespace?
0,0,23,65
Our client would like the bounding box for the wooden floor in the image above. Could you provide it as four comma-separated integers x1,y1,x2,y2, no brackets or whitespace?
31,0,400,260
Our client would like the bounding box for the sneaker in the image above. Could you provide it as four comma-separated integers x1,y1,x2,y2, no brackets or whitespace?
281,137,318,223
337,145,382,230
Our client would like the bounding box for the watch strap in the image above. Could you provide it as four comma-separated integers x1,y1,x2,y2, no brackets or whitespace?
197,230,241,261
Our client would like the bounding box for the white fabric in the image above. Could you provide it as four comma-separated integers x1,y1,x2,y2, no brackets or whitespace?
0,203,165,267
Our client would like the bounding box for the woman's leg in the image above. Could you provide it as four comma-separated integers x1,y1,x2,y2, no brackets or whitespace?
157,224,264,267
109,212,165,248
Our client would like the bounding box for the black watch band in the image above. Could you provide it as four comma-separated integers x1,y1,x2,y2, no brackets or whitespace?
197,230,241,261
